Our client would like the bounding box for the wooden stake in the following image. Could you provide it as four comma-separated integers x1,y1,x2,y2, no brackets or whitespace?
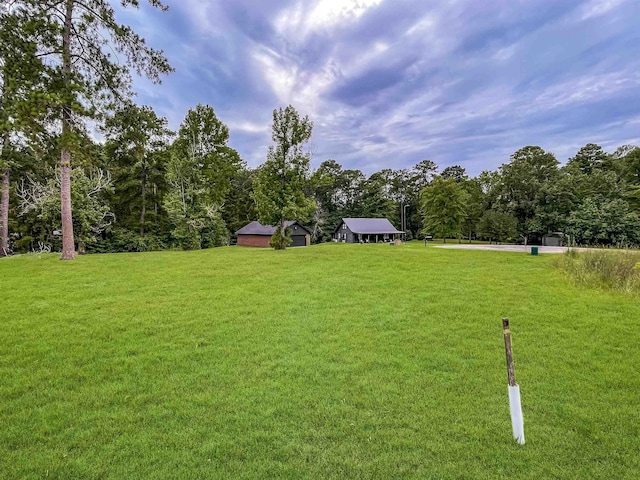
502,318,516,386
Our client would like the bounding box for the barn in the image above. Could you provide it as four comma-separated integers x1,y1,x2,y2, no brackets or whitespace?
235,221,311,248
333,218,403,243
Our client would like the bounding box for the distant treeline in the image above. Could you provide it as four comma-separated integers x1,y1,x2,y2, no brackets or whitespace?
4,103,640,254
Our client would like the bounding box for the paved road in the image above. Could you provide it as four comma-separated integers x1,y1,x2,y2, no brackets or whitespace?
435,244,569,253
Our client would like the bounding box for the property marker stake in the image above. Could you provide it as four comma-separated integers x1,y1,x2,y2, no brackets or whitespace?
502,318,525,444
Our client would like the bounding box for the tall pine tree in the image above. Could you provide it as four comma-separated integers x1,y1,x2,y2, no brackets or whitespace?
25,0,173,259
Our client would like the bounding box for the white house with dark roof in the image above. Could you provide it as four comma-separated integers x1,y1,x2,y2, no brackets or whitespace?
333,218,403,243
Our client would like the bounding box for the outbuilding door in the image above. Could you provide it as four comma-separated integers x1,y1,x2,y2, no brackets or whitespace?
291,235,306,247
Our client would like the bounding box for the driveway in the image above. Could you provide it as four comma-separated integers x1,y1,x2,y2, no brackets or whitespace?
434,244,569,253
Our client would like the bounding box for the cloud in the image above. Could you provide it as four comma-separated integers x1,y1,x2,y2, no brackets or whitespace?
118,0,640,175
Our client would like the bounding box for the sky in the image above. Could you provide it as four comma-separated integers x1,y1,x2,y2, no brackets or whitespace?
119,0,640,176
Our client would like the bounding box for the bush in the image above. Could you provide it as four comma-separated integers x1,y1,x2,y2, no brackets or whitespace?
88,228,167,253
13,236,34,254
556,248,640,294
269,228,292,250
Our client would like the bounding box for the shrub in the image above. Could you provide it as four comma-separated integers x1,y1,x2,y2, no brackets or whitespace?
13,236,34,254
88,228,168,253
269,228,292,250
556,248,640,294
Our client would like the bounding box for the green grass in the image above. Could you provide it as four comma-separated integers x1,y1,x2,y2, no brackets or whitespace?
1,243,639,479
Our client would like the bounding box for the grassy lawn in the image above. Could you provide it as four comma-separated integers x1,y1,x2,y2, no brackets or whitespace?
1,243,639,479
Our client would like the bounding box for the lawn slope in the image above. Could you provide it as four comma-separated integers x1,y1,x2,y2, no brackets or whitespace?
1,243,639,479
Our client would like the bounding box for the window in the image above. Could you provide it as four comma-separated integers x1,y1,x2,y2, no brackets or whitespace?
342,224,347,230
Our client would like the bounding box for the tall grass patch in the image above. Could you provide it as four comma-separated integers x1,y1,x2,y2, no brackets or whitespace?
556,248,640,293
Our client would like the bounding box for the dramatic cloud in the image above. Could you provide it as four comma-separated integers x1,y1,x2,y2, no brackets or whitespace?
119,0,640,175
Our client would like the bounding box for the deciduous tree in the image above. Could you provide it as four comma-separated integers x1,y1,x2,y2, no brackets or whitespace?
419,176,467,243
477,210,517,244
498,146,559,242
165,105,241,249
253,105,316,249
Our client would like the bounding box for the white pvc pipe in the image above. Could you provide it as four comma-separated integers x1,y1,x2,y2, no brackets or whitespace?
508,384,525,444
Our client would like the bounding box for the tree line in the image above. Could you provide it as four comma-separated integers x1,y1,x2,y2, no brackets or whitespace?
2,2,640,256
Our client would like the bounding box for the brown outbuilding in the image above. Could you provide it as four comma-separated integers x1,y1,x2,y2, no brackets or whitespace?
235,220,311,248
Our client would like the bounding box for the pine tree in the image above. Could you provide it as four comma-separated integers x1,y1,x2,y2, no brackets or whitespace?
23,0,173,259
104,104,172,236
0,5,51,255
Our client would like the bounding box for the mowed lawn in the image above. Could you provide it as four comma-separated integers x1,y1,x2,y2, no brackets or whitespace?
1,243,639,479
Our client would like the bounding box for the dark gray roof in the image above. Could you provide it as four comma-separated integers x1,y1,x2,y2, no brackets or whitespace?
337,218,402,234
236,220,310,236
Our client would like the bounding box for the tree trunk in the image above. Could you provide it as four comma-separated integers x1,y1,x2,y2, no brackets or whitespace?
279,218,286,250
140,159,146,236
0,168,9,256
60,0,76,260
60,148,75,259
0,72,9,256
153,183,158,230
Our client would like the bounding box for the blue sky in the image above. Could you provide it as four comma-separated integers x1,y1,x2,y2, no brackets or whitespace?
121,0,640,176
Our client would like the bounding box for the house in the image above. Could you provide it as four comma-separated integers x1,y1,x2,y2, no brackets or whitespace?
235,220,311,248
333,218,403,243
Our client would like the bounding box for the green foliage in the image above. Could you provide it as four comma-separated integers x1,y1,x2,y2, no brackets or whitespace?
441,165,468,182
567,198,640,246
567,143,611,174
253,105,316,249
622,147,640,211
527,171,579,235
419,176,467,242
14,0,174,259
556,249,640,294
164,105,240,250
35,0,174,125
461,178,485,240
0,6,51,148
357,170,398,223
88,227,167,253
498,146,559,238
223,167,257,236
172,104,241,206
104,103,173,236
269,228,292,249
12,235,34,253
16,167,114,252
477,209,518,243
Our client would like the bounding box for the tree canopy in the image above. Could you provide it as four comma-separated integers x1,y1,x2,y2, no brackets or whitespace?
253,105,316,250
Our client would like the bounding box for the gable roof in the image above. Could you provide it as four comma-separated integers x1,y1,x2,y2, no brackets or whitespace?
336,218,402,234
236,220,311,236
